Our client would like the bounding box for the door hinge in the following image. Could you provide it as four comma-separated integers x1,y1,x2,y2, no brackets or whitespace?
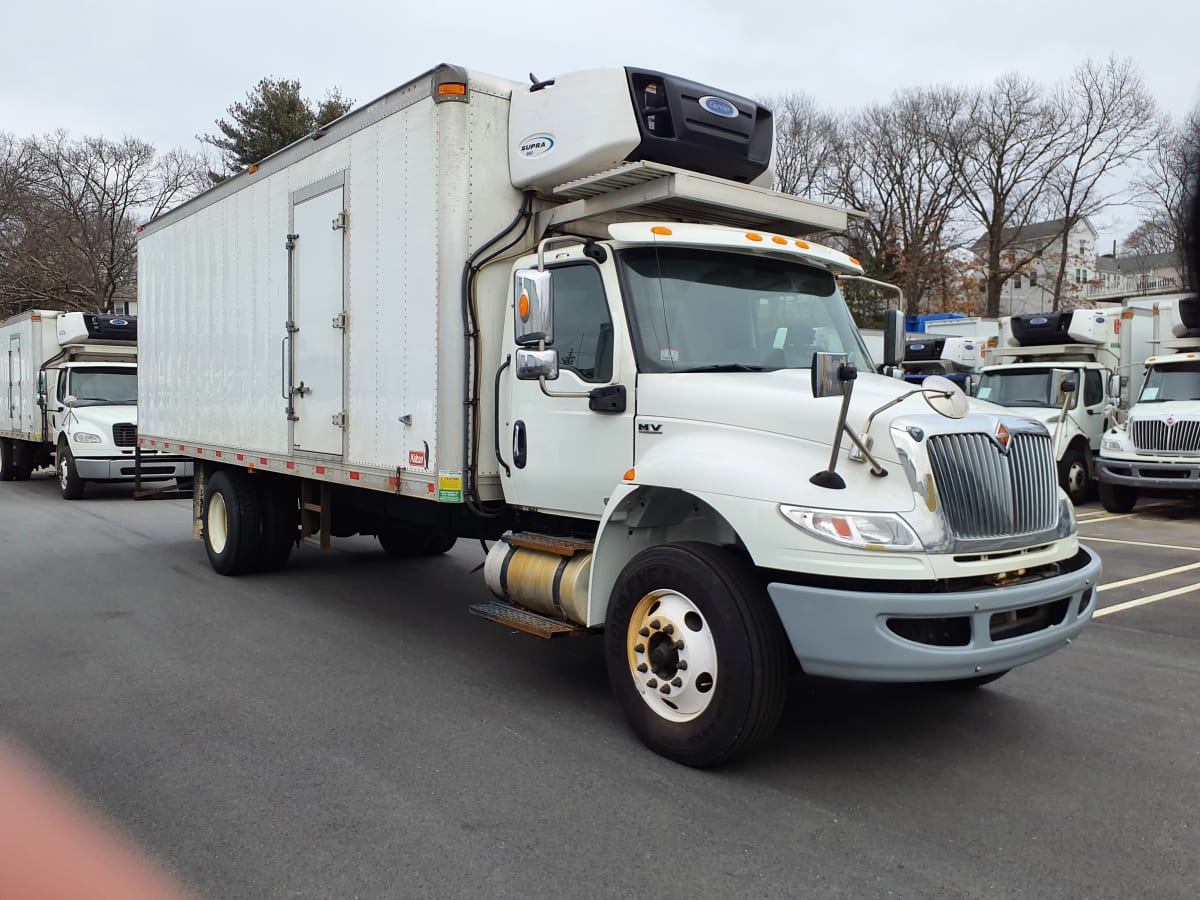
332,411,347,428
332,211,349,231
332,313,348,330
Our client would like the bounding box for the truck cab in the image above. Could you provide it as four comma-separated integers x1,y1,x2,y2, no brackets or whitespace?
1098,296,1200,511
975,309,1124,504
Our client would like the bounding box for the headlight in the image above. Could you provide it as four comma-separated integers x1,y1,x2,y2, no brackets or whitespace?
1101,433,1128,452
72,431,102,443
779,505,921,551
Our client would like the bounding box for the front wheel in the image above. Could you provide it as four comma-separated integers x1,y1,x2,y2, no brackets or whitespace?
57,443,85,500
1099,480,1136,514
1058,447,1092,505
604,542,790,768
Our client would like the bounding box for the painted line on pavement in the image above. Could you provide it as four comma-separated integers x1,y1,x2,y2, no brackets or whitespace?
1098,560,1200,592
1078,535,1200,553
1093,582,1200,618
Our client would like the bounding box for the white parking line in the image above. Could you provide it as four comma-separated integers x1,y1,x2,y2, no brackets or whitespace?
1078,535,1200,553
1098,560,1200,592
1075,503,1175,524
1093,582,1200,618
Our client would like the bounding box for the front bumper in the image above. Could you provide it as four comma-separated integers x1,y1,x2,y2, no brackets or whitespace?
1097,457,1200,491
767,545,1100,682
73,455,194,481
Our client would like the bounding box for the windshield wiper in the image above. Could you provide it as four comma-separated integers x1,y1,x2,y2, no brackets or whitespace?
673,363,767,373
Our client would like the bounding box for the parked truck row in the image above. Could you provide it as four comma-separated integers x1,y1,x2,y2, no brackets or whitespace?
0,310,191,496
94,64,1101,766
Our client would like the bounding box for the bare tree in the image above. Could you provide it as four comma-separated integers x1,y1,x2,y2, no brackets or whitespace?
765,91,840,200
828,87,969,316
942,73,1071,317
0,133,207,316
1129,110,1200,288
1044,57,1161,309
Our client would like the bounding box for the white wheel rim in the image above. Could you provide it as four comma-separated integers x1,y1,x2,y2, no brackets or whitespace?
1067,462,1087,495
207,492,229,554
626,589,719,723
59,457,69,489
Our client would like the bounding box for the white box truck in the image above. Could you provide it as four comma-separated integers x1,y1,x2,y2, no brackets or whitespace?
973,308,1153,504
1098,294,1200,511
137,64,1100,766
1,310,192,496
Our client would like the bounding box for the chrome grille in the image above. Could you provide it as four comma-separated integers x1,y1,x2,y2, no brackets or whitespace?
927,432,1058,539
1128,418,1200,454
113,423,137,447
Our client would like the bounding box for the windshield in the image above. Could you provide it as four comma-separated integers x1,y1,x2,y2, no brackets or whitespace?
617,247,871,373
68,367,137,405
975,368,1073,409
1139,361,1200,402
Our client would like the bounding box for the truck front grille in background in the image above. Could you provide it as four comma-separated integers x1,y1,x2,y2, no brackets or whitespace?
112,423,137,447
927,432,1058,539
1129,419,1200,454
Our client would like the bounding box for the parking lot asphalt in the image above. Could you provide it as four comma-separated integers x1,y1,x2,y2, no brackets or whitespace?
1,475,1198,899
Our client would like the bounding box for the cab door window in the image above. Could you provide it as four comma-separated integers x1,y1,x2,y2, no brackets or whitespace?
549,264,613,382
1083,369,1103,406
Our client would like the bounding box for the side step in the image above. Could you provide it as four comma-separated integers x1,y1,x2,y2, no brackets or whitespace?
469,601,592,639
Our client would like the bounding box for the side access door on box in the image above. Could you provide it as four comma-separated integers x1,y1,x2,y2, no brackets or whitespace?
289,176,348,457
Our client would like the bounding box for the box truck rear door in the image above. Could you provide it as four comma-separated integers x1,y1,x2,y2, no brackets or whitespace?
291,186,347,456
7,334,21,432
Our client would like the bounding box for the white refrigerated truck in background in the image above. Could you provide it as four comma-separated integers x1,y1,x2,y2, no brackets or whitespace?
0,310,191,496
137,64,1100,766
1098,294,1200,512
974,309,1153,505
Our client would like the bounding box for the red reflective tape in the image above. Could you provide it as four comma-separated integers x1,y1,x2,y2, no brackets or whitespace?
215,450,222,458
388,477,398,488
315,466,326,475
286,461,295,470
150,440,157,447
349,471,361,481
237,454,244,461
197,448,204,455
260,458,268,465
180,446,186,452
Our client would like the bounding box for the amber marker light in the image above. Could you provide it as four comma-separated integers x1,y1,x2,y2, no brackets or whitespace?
247,164,258,174
850,257,862,267
519,292,530,320
623,468,636,481
771,236,787,245
438,83,467,96
745,232,763,241
651,226,672,235
794,240,810,249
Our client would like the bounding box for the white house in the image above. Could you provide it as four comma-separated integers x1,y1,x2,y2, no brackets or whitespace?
970,217,1099,315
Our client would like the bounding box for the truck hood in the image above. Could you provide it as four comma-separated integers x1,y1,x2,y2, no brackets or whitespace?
64,403,137,434
637,369,977,460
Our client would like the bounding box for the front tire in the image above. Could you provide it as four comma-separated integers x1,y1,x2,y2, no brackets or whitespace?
203,469,262,575
1099,480,1136,514
57,442,85,500
604,542,790,768
1058,447,1092,505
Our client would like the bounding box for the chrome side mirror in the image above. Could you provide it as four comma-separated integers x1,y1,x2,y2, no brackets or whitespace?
514,269,553,346
515,348,559,381
811,352,852,398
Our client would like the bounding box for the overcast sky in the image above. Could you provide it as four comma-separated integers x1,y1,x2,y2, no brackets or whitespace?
4,0,1199,248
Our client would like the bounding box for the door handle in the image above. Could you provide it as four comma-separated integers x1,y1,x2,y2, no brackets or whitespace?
513,420,528,469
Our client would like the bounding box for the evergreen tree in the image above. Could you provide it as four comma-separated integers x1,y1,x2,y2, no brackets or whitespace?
200,78,353,178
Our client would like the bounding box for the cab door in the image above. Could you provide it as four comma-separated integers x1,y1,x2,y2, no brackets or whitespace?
501,255,635,517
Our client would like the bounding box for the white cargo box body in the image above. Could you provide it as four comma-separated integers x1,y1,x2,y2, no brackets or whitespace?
137,66,522,498
1,310,58,440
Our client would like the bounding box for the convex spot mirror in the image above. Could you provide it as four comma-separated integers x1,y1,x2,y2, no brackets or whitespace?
515,348,560,381
1107,373,1122,399
811,352,854,398
514,269,553,346
921,375,969,419
1052,368,1077,406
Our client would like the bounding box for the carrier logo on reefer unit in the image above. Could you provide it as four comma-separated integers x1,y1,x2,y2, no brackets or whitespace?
519,134,555,158
699,96,738,119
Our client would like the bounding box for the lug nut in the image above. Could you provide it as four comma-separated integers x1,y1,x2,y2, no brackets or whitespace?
646,678,658,689
637,663,647,673
673,640,685,650
671,677,682,687
676,660,687,670
650,619,661,630
634,643,645,654
663,624,674,635
659,684,671,694
639,627,650,637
